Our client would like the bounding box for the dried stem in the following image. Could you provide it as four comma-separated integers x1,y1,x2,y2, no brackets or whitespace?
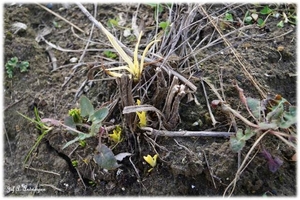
24,166,60,176
141,127,235,137
36,3,85,33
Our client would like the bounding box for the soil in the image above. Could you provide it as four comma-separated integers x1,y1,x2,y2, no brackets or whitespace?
3,3,297,197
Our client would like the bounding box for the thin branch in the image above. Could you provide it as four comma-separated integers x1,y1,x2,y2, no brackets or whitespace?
203,150,217,189
36,3,85,34
24,166,60,176
141,127,235,137
200,78,218,126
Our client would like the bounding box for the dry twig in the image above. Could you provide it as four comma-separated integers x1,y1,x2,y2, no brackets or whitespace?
141,127,235,137
24,166,61,176
36,3,85,34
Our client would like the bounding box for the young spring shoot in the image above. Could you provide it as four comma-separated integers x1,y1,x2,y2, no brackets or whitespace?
143,154,158,172
103,31,160,82
136,99,147,127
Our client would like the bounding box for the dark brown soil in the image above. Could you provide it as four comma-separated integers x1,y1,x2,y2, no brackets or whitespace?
3,3,296,196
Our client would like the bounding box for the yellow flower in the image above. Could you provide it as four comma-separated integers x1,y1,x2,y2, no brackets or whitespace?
143,154,158,168
136,99,147,127
109,125,122,143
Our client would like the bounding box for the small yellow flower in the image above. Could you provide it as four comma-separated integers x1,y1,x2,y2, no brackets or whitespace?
109,125,122,143
136,99,147,127
143,154,158,168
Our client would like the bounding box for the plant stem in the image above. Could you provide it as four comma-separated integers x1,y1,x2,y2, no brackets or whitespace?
141,127,235,137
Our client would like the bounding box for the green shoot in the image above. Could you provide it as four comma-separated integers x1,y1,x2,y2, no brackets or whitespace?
88,180,96,186
5,56,29,78
19,61,29,72
18,107,52,165
68,108,82,123
230,127,256,152
79,140,86,148
52,21,61,28
277,20,284,28
62,95,108,149
103,50,117,59
72,160,78,167
257,18,265,27
103,31,160,81
159,21,170,33
260,6,273,15
107,18,119,28
224,12,234,22
243,5,295,28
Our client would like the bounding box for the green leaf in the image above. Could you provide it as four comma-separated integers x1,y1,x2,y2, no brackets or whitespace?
62,133,92,149
225,12,234,22
79,95,94,118
157,4,163,13
5,57,18,78
107,18,118,28
246,97,261,119
260,6,272,15
94,144,120,170
104,50,117,59
6,70,13,78
244,16,253,23
10,57,18,64
257,18,265,27
266,103,284,122
64,116,77,135
19,61,29,72
258,122,278,130
230,128,255,152
278,106,296,128
72,160,78,167
62,137,80,149
243,127,255,140
91,107,109,123
277,20,284,28
52,21,61,28
236,129,244,140
159,21,170,31
90,122,102,136
230,136,245,152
